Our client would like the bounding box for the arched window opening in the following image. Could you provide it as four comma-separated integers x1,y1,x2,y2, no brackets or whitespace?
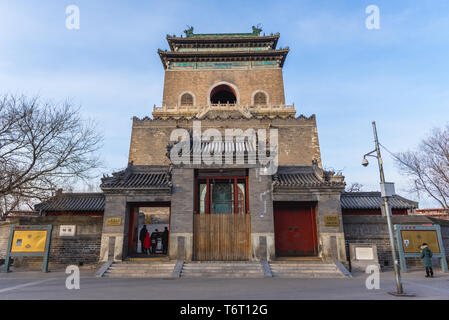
210,84,237,105
180,93,194,106
254,92,267,105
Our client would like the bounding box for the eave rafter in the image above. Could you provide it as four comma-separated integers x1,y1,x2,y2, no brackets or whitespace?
158,49,289,69
166,34,280,51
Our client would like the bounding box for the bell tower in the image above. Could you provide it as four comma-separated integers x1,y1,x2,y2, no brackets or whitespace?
154,26,295,119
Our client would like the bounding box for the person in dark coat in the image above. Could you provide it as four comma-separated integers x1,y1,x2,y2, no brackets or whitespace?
139,225,148,254
151,229,159,254
162,227,169,254
420,243,433,277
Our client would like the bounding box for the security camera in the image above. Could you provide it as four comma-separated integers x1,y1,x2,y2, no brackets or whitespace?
361,157,369,167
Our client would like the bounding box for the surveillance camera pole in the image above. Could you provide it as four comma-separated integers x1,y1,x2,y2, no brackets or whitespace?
371,121,404,295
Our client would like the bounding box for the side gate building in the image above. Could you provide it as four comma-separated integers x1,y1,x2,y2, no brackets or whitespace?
98,27,348,264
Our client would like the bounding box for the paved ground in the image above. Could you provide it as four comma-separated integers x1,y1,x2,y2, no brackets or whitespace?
0,267,448,300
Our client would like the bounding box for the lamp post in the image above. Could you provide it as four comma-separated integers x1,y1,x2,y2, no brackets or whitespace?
362,121,405,295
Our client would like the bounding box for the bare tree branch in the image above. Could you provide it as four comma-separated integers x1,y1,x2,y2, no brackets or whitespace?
394,124,449,208
0,94,103,217
345,182,364,192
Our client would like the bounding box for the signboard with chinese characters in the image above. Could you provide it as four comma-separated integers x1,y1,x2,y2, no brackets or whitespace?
324,214,340,227
106,217,122,226
4,225,53,273
355,247,374,260
395,224,447,273
59,225,76,237
349,243,380,271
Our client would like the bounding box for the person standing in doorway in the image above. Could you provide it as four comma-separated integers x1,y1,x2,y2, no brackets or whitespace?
143,231,151,255
139,225,148,254
151,229,159,254
420,243,434,278
162,227,169,254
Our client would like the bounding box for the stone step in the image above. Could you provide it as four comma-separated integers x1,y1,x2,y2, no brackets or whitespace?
270,266,337,271
105,269,173,274
109,268,175,272
271,269,338,274
270,263,336,268
120,262,171,265
271,272,341,278
270,262,335,268
110,264,175,269
181,272,264,278
182,266,262,270
179,262,264,278
184,263,258,266
101,261,177,278
268,262,344,278
182,269,262,274
104,269,173,275
104,273,173,278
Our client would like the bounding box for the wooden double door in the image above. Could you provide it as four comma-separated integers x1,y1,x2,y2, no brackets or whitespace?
273,203,318,257
193,214,250,261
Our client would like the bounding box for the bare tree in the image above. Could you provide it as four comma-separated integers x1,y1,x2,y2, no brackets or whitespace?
345,182,364,192
395,124,449,208
0,94,103,217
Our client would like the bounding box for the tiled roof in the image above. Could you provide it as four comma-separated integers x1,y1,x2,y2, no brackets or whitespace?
341,192,418,210
273,166,345,188
192,140,257,154
34,193,105,212
100,165,172,190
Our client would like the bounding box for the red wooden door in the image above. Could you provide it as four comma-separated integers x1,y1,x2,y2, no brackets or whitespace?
128,207,138,255
274,204,317,256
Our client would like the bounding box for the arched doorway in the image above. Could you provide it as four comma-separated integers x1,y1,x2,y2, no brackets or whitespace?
210,84,237,104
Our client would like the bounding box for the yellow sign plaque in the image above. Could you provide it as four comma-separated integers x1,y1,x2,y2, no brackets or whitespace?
11,230,48,253
106,217,122,226
324,214,340,227
401,230,440,254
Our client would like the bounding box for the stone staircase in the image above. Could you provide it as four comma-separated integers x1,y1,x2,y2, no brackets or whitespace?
180,261,265,278
269,261,345,278
98,260,349,279
102,261,176,278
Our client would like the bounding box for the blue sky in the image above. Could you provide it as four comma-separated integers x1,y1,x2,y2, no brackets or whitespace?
1,1,448,207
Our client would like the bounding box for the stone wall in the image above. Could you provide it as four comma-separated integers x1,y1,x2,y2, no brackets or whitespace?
169,168,194,260
342,215,449,270
0,216,103,270
248,168,275,261
316,192,346,262
162,69,286,107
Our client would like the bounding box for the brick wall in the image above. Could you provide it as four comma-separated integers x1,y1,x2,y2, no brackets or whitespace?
129,116,322,167
0,216,103,270
162,69,286,107
343,215,449,269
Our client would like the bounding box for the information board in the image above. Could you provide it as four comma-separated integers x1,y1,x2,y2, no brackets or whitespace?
4,225,53,273
11,230,48,253
395,224,447,273
400,230,440,254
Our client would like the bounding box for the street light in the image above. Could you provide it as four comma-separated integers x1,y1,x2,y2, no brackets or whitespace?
362,121,409,296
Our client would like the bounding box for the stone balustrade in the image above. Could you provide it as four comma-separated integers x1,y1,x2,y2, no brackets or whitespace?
153,103,295,114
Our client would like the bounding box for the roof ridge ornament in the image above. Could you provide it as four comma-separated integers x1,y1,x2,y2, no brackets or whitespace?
182,25,263,38
252,24,262,36
184,25,194,37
